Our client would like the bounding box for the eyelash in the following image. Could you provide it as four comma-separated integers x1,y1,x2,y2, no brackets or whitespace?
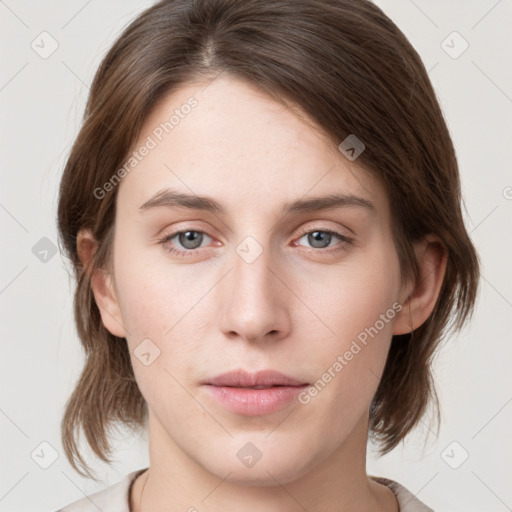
158,227,354,257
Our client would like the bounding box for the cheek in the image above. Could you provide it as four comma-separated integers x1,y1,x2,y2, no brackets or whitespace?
112,249,209,387
310,248,401,348
113,242,195,336
302,245,401,404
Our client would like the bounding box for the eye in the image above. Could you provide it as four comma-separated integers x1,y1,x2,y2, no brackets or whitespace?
158,227,353,258
294,228,353,254
158,229,213,256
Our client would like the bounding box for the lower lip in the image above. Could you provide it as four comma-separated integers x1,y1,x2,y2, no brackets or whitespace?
203,384,309,416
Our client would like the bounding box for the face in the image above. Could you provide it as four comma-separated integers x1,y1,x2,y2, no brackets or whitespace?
101,75,408,485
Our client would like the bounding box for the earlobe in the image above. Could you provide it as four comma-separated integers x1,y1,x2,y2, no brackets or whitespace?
393,235,448,335
77,229,127,338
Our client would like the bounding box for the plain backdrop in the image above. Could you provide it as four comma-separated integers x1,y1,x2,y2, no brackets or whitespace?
1,1,511,511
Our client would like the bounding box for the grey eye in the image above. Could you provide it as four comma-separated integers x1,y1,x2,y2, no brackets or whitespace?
176,231,205,250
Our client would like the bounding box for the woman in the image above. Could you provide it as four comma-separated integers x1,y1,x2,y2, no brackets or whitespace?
54,0,480,510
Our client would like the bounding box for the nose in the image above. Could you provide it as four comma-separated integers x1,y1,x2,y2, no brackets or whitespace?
218,241,291,344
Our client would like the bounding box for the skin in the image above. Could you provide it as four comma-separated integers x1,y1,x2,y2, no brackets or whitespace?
78,75,447,512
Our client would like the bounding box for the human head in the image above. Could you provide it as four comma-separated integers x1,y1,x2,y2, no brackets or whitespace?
57,0,479,480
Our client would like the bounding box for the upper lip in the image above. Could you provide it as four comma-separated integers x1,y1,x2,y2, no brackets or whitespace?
204,369,308,387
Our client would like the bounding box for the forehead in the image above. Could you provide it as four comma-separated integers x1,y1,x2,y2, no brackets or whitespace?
116,75,389,221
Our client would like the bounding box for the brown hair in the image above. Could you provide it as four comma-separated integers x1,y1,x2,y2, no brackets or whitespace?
57,0,480,480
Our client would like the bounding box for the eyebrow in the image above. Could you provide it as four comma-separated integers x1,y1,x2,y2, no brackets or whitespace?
139,187,375,216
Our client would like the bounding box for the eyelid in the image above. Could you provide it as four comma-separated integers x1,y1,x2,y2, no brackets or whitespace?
294,219,355,240
157,222,352,243
295,223,352,239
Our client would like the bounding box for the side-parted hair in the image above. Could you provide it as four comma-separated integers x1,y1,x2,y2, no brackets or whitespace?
57,0,480,479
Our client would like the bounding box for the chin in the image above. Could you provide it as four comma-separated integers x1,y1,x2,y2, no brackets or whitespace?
212,463,310,488
197,438,318,487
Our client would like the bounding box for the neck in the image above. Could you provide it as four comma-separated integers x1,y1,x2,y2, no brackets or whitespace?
131,411,398,512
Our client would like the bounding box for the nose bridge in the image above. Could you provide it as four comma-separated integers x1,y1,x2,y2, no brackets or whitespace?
234,237,273,297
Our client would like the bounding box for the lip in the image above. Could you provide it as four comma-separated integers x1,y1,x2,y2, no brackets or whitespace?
204,369,307,387
202,369,309,416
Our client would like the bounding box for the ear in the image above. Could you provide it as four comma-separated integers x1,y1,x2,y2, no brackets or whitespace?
76,228,127,338
393,235,448,335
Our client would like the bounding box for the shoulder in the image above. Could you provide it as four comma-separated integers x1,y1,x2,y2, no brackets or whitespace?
370,475,436,512
53,468,147,512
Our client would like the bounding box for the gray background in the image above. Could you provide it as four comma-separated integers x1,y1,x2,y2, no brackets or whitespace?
1,0,511,510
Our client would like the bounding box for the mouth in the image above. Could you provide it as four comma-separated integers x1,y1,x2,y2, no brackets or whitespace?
203,368,308,388
202,369,309,416
226,385,287,389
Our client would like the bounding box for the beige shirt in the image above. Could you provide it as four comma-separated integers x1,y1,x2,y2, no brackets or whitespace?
54,468,435,511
